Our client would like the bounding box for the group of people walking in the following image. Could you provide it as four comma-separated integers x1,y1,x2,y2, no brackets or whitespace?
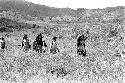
22,33,60,54
0,32,88,56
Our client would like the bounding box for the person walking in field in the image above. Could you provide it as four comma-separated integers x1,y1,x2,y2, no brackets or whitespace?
0,37,5,50
50,36,60,54
22,34,31,52
77,34,88,56
33,33,48,53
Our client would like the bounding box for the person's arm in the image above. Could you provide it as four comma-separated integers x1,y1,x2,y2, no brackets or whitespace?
50,40,54,48
22,40,24,47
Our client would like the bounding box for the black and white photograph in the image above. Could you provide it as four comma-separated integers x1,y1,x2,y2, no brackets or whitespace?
0,0,125,83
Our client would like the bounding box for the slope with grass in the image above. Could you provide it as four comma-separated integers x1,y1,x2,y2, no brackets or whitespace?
0,2,125,83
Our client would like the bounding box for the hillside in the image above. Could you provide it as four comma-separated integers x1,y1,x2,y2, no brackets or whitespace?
0,17,33,32
0,0,77,17
0,0,125,83
0,0,124,23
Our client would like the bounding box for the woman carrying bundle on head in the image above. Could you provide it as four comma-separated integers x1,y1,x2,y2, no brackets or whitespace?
77,34,88,57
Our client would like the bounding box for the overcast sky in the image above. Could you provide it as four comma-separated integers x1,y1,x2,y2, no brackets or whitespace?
25,0,125,9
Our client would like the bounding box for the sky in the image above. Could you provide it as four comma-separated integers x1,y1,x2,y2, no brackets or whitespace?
25,0,125,9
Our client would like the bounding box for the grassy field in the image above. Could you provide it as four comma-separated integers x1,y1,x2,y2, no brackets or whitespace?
0,20,125,83
0,5,124,83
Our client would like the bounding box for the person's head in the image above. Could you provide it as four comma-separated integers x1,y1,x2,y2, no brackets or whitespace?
36,33,43,41
0,37,4,40
1,37,4,40
38,33,44,38
23,34,28,39
53,37,57,41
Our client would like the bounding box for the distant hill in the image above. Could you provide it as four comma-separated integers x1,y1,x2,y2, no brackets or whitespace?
0,0,124,25
0,0,77,17
0,0,25,2
0,0,124,19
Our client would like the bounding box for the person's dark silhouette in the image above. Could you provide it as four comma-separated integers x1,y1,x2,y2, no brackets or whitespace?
36,33,43,45
77,34,88,56
0,37,5,50
33,33,47,53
